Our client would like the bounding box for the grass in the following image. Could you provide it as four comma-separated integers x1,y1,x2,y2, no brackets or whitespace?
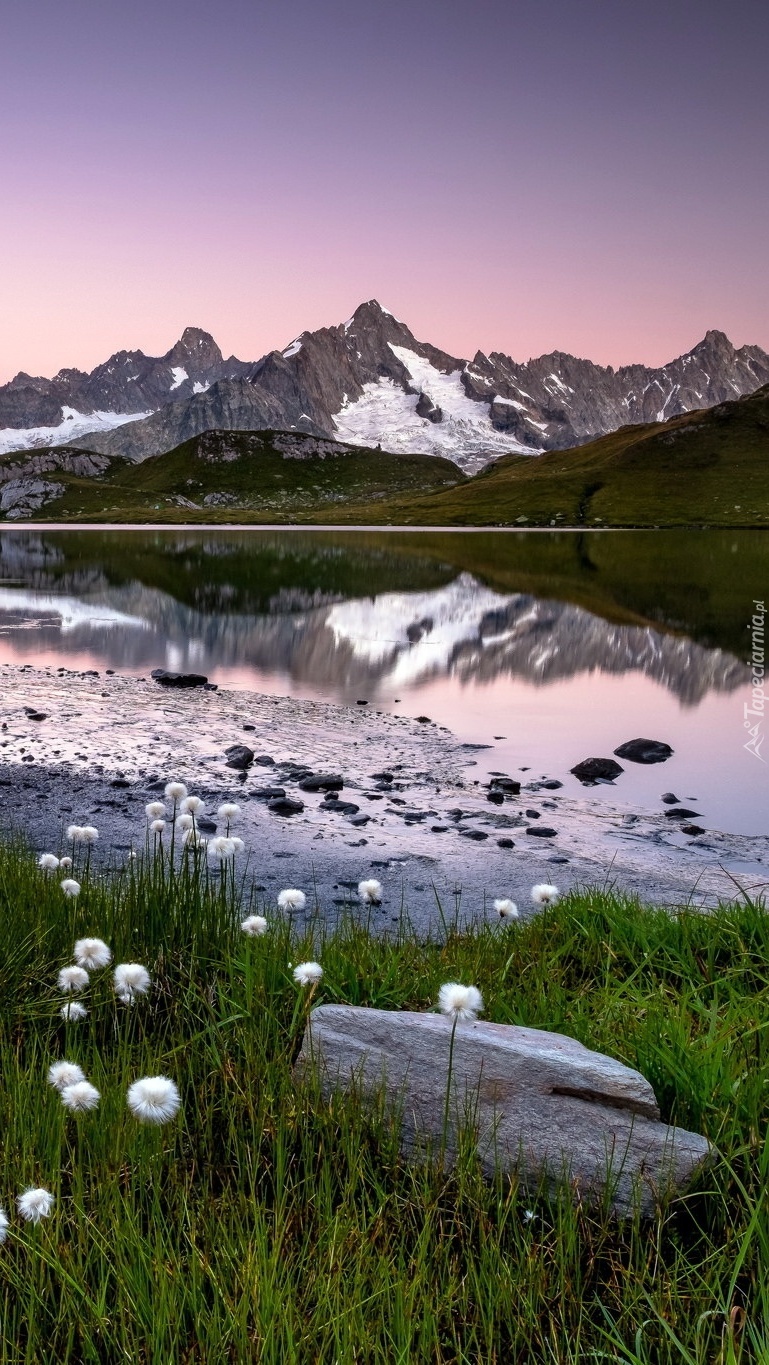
0,832,767,1362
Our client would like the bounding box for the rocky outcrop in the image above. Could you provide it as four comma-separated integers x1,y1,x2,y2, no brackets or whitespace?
295,1005,714,1216
0,479,64,519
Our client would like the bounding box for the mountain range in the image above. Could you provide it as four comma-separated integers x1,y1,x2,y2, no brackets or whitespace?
1,301,768,471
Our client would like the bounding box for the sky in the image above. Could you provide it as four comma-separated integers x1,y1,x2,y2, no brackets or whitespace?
1,0,767,382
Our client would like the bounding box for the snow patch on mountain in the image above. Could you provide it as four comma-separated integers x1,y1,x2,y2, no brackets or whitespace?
332,345,538,467
0,408,153,457
169,367,188,389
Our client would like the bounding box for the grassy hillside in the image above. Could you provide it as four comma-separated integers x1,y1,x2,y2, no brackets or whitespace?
0,430,464,523
331,383,769,528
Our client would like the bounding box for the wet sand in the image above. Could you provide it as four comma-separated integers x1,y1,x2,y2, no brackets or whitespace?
1,663,766,932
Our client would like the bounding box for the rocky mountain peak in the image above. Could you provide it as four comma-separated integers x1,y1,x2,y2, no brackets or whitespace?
165,328,223,374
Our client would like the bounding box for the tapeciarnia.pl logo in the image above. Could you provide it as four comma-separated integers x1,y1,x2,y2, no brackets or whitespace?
744,599,766,761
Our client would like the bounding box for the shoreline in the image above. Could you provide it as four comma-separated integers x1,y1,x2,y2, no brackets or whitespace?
1,664,766,928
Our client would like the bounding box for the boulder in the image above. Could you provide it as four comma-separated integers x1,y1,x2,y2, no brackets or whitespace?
614,739,673,764
299,773,344,792
268,796,305,816
295,1005,714,1217
224,744,255,769
570,757,624,784
152,669,209,689
525,826,558,837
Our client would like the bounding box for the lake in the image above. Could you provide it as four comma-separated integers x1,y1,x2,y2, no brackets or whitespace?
0,527,766,838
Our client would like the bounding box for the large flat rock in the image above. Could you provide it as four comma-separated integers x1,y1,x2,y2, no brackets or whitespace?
295,1004,714,1216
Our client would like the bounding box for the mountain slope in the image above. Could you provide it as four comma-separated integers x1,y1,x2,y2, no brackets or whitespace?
2,303,768,469
326,383,769,527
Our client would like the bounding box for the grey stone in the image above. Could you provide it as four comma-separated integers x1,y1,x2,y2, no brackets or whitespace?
224,744,254,769
267,796,304,816
295,1005,714,1217
299,773,344,792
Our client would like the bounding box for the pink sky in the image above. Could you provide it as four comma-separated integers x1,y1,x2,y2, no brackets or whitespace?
2,0,767,382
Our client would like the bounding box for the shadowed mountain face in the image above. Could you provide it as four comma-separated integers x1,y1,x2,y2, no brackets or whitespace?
0,535,748,707
1,303,767,470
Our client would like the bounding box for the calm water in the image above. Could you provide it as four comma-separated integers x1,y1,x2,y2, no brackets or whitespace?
0,527,766,837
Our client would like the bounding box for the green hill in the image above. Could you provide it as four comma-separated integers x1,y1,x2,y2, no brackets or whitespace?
332,383,769,527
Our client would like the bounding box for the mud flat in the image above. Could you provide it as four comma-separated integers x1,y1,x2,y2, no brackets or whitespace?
1,664,766,932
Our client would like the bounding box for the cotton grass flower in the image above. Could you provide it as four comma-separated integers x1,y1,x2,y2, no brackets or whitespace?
17,1188,54,1224
57,965,89,994
217,802,241,822
241,914,268,937
59,856,72,870
113,963,150,1001
358,878,383,905
60,1001,87,1022
437,983,484,1022
208,836,236,859
531,884,559,907
47,1060,86,1092
38,853,59,871
0,1209,8,1244
231,836,245,853
150,819,166,834
278,888,306,912
81,825,99,843
179,795,204,814
175,813,194,831
293,961,323,986
126,1076,181,1125
60,878,81,898
60,1080,100,1113
74,937,111,970
66,824,86,842
494,898,519,920
164,781,188,802
145,801,166,819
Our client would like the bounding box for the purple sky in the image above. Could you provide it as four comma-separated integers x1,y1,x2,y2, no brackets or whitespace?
2,0,767,382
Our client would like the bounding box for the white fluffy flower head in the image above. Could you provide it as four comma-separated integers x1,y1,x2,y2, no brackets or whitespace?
60,1001,88,1022
47,1060,86,1092
145,800,166,819
61,1080,100,1113
531,884,559,906
293,961,323,986
231,836,245,853
175,813,194,831
165,782,188,802
150,819,166,834
217,802,241,821
38,853,59,871
74,937,111,970
60,878,81,898
59,856,72,870
0,1209,8,1243
179,795,204,814
494,898,519,920
58,965,89,994
17,1188,54,1223
114,963,151,1000
241,915,268,937
81,825,99,844
438,982,484,1022
127,1076,181,1125
66,824,85,842
278,888,306,912
358,878,383,905
208,836,236,859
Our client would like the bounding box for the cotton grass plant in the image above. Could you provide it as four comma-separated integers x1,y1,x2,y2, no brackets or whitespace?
0,835,767,1360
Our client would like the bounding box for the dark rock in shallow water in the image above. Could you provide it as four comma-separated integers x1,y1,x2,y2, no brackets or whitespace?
526,826,558,838
664,808,701,820
459,828,489,841
254,786,286,800
497,838,515,849
371,771,394,782
225,744,254,770
487,791,504,805
151,669,209,689
267,796,304,817
571,757,624,784
682,824,706,835
254,755,275,766
541,779,563,790
490,777,521,794
614,738,673,764
197,818,217,833
299,773,344,792
661,792,680,804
